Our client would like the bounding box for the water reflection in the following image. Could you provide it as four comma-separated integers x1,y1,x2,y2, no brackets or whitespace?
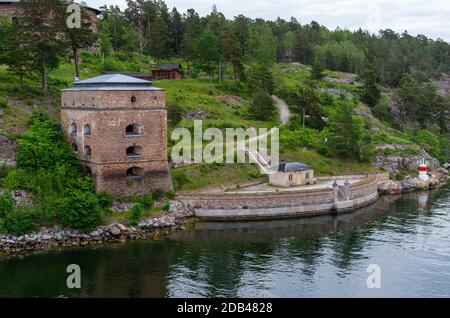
0,186,449,298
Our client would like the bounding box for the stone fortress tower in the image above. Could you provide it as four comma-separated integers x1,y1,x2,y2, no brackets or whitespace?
61,74,173,197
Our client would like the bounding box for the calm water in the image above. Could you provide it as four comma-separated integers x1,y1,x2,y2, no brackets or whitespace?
1,186,450,298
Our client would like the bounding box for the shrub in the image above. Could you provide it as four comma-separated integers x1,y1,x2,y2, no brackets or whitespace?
372,98,391,122
0,192,15,217
414,130,441,160
0,164,11,180
97,192,113,209
141,194,153,209
172,171,190,190
129,203,143,226
152,189,164,201
162,202,170,212
167,191,176,200
17,112,78,171
4,205,36,235
58,191,101,232
0,94,8,109
1,168,29,191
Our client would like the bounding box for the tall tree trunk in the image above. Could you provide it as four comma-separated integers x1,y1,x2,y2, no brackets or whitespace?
41,59,47,96
138,20,143,54
19,74,24,89
73,47,80,79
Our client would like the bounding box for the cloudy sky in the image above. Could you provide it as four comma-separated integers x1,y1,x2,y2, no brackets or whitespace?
85,0,450,41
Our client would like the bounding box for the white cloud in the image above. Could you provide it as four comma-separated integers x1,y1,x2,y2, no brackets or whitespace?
85,0,450,41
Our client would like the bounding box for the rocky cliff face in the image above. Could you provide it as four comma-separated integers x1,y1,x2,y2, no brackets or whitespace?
0,135,16,166
373,146,441,174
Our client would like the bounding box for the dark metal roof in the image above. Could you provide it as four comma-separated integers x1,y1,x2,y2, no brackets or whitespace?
63,74,163,91
103,71,152,78
278,162,313,172
74,74,151,86
155,63,182,71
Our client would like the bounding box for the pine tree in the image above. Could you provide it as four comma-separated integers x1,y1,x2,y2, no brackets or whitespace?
222,24,244,87
328,101,372,161
98,20,113,62
360,63,381,107
249,89,275,120
125,0,145,53
0,18,34,88
248,64,274,95
311,58,325,81
170,7,183,55
18,0,67,95
64,6,97,79
148,14,171,63
181,9,202,73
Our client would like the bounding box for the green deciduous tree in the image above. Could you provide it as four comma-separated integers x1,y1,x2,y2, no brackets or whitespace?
248,20,277,66
195,29,220,81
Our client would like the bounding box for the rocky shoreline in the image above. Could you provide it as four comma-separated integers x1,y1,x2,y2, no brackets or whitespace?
1,169,449,256
379,168,449,194
0,200,195,256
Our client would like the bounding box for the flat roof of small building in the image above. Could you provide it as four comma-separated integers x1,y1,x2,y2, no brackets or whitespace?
278,162,313,172
63,74,164,92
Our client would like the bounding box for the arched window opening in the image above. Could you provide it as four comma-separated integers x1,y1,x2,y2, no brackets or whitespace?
131,96,137,103
84,146,92,157
72,143,78,152
126,167,144,180
84,124,92,137
126,124,142,136
126,146,144,158
70,123,78,136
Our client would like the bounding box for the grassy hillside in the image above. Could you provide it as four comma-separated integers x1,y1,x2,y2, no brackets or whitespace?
1,53,438,193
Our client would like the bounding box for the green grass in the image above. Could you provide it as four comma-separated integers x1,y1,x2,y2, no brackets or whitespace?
103,207,164,225
171,162,264,191
280,148,376,175
155,78,278,130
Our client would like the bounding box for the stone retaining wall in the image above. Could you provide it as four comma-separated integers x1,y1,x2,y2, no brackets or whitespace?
179,174,380,220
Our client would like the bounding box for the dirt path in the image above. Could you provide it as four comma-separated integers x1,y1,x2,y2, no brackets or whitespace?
272,95,291,125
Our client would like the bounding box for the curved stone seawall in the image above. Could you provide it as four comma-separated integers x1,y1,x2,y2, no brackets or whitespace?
179,174,381,220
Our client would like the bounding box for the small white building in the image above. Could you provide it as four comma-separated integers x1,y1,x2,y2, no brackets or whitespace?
269,162,315,187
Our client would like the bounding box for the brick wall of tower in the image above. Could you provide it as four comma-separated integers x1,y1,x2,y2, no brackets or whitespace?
61,89,173,197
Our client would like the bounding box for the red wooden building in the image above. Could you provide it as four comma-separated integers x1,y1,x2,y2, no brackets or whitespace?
151,63,182,80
